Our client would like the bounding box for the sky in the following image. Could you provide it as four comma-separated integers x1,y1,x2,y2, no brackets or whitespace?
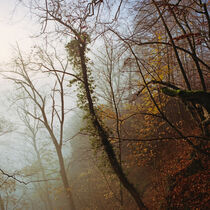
0,1,40,170
0,0,37,63
0,1,77,172
0,0,40,106
0,0,35,121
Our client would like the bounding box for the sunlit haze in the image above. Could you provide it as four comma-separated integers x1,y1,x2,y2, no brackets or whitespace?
0,1,36,63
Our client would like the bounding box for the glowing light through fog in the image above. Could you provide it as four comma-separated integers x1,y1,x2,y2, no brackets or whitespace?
0,1,36,62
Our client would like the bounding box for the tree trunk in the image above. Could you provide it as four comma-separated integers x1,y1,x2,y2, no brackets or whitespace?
34,139,53,210
0,195,5,210
43,117,76,210
56,146,76,210
78,42,147,210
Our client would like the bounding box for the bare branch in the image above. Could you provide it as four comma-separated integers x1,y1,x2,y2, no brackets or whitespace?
0,169,58,185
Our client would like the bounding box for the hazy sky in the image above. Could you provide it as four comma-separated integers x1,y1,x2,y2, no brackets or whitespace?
0,0,37,63
0,1,40,170
0,0,40,96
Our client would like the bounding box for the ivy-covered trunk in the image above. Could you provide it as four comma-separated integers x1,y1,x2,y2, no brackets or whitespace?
76,40,147,210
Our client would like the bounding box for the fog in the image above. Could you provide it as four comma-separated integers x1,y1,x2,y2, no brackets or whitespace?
0,3,78,209
0,1,209,210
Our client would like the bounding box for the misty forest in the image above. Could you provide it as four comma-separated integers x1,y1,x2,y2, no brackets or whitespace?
0,0,209,209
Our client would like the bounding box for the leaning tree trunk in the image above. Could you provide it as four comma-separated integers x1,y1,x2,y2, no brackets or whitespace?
77,41,147,210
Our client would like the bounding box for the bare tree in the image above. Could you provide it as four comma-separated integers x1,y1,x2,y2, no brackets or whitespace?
17,100,53,210
94,39,128,206
20,0,147,209
6,45,76,210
